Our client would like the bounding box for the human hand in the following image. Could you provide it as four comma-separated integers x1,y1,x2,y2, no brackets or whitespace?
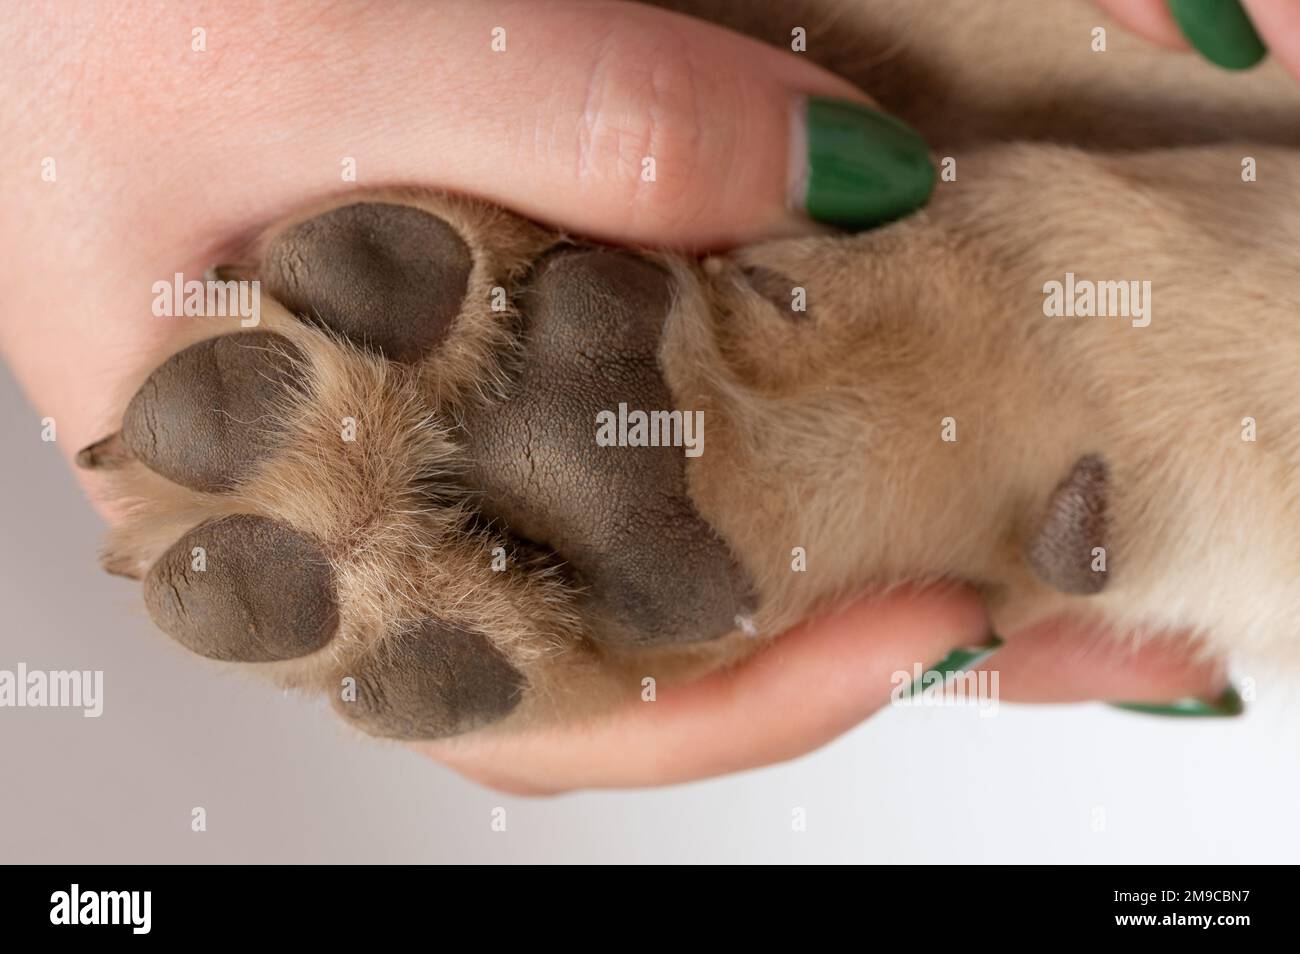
425,589,1235,794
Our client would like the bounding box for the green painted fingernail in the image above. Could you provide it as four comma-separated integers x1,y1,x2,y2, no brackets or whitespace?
1168,0,1267,70
1109,685,1245,718
798,96,935,229
903,635,1004,699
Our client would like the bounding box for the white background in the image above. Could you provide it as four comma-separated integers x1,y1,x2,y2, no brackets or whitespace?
2,363,1297,864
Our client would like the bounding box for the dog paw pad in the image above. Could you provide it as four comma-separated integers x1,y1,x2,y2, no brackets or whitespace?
1024,453,1111,595
333,621,525,739
143,514,339,662
263,202,472,362
464,248,754,646
122,331,305,493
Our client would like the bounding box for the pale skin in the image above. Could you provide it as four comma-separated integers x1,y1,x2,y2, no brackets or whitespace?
1,0,1263,793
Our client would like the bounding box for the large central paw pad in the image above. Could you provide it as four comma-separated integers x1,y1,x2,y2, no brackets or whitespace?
463,248,752,646
81,194,753,739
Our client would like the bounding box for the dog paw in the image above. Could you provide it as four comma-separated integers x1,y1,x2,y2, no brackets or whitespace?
80,192,754,739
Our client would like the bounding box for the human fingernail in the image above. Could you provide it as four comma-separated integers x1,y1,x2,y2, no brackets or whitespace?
903,634,1004,699
1108,684,1245,718
1167,0,1267,70
794,96,936,230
